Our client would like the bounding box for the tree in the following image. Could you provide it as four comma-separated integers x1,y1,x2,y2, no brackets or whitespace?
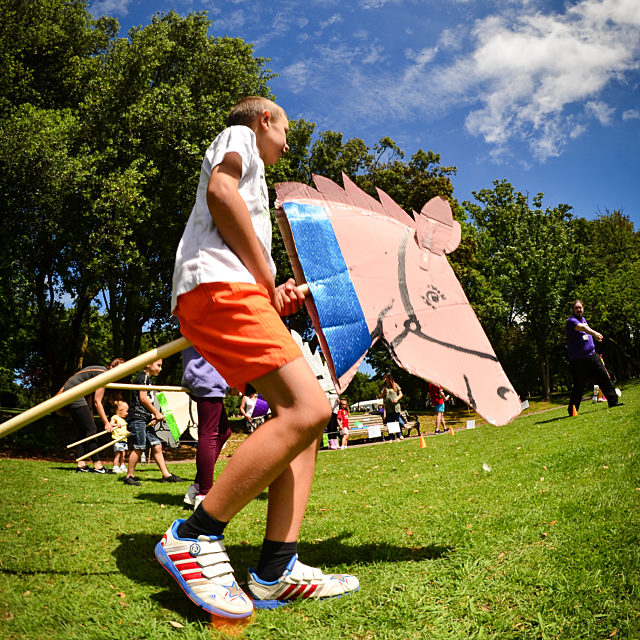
0,7,278,394
570,211,640,381
463,180,577,399
78,11,276,360
343,371,379,407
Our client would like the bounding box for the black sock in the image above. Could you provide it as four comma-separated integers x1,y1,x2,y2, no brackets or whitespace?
177,504,228,539
256,539,298,581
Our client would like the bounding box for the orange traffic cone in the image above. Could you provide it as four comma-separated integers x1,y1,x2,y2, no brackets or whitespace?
449,426,455,435
419,434,427,448
571,405,578,417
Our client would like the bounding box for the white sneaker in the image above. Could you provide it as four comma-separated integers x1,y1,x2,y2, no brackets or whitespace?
155,519,253,618
247,554,359,609
183,483,199,506
113,465,124,474
194,494,206,510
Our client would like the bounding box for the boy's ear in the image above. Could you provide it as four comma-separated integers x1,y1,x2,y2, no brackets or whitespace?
258,109,271,131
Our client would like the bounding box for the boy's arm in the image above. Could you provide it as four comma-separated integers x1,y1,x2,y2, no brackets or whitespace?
138,390,164,424
207,153,280,309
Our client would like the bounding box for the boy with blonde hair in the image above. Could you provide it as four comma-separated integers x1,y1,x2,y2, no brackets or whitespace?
155,97,359,619
110,400,129,473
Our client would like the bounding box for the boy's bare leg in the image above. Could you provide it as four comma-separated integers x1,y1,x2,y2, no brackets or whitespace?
152,443,172,477
200,357,330,525
127,449,140,475
264,440,318,541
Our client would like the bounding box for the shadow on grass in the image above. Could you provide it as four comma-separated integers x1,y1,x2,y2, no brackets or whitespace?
132,488,269,507
134,492,187,507
114,531,451,616
49,465,158,476
535,414,572,425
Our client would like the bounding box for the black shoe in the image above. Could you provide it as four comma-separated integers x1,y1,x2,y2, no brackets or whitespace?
161,474,184,483
76,466,90,473
123,476,141,486
91,467,113,474
609,402,625,408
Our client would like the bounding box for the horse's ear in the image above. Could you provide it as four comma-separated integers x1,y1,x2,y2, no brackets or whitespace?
414,197,461,257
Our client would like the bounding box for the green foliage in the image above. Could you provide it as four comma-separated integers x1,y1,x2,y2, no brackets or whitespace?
0,6,276,390
1,384,639,638
463,180,578,399
342,371,379,406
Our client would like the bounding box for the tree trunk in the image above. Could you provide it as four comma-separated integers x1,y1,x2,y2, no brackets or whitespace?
537,344,551,400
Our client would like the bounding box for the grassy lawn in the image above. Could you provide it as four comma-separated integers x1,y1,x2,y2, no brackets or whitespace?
1,382,639,639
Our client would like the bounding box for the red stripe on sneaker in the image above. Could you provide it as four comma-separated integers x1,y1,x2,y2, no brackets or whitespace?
177,561,200,572
169,551,195,561
181,571,203,581
280,584,299,599
302,584,318,597
290,585,308,600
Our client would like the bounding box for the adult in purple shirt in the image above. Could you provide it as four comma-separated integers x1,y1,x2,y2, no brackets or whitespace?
566,300,623,416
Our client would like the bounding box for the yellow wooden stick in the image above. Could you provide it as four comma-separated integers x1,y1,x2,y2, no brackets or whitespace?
67,429,111,449
76,432,130,462
105,383,190,393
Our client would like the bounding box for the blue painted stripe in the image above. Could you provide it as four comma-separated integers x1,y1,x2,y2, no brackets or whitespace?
282,201,370,378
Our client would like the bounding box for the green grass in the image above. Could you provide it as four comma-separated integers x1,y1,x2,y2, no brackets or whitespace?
1,382,639,639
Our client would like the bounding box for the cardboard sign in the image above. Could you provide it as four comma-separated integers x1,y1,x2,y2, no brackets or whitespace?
387,421,400,434
368,424,382,439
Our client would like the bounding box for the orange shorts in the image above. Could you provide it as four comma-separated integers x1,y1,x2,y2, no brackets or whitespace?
175,282,303,393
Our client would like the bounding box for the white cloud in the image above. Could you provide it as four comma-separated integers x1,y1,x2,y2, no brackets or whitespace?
211,9,246,32
622,108,640,120
405,46,438,66
569,123,587,139
89,0,132,18
282,61,312,93
585,100,615,125
437,27,465,51
320,13,343,30
358,0,640,162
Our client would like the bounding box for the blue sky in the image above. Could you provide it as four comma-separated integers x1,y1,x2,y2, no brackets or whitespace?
90,0,640,226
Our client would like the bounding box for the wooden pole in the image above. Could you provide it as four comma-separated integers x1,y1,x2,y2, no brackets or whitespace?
76,432,130,462
67,429,111,449
105,383,190,393
0,336,191,440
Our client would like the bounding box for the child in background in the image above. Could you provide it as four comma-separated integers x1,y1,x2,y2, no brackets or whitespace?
337,398,350,449
239,390,259,433
155,97,359,620
124,359,184,486
428,382,450,434
110,401,129,473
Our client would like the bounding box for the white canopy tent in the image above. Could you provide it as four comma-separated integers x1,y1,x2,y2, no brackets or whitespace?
350,399,382,412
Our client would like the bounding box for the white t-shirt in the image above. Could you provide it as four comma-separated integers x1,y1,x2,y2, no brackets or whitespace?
171,126,276,312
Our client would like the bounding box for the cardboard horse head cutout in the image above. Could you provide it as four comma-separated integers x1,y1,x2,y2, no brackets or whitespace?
276,174,520,427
